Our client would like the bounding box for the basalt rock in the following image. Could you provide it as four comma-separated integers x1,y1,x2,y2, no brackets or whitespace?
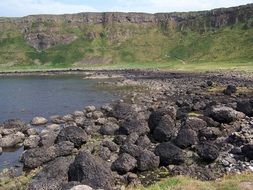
68,151,114,190
111,153,137,174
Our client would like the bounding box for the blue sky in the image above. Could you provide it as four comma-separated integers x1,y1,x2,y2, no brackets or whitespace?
0,0,252,17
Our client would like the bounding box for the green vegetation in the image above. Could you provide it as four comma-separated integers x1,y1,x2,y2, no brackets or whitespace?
129,173,253,190
0,16,253,72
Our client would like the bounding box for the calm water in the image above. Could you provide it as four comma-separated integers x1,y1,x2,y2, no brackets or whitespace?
0,75,119,171
0,75,118,122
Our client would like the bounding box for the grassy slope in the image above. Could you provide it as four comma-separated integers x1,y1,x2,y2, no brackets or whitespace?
0,20,253,71
129,173,253,190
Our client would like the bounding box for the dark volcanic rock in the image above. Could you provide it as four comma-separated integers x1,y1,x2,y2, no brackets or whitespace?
183,117,207,131
153,115,175,142
21,141,74,168
148,107,176,132
56,126,88,148
198,127,222,141
100,122,119,135
208,106,244,124
111,153,137,174
27,156,74,190
119,117,150,136
136,135,151,148
196,142,219,162
68,151,114,190
224,85,237,95
136,150,160,171
109,102,136,119
175,128,197,148
241,144,253,160
155,142,185,166
236,100,253,116
120,143,143,158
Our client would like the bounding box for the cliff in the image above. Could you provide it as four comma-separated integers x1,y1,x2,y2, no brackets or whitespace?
0,3,253,68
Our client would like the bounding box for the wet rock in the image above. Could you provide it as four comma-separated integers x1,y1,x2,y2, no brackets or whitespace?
40,124,60,147
24,135,40,149
136,150,160,171
153,115,175,142
148,107,176,132
208,106,245,123
237,100,253,116
22,141,74,168
155,142,185,166
111,153,137,174
31,117,48,126
68,151,114,190
57,126,88,148
26,128,38,136
100,122,119,135
28,156,74,190
92,111,104,119
241,144,253,160
196,142,219,162
85,105,96,112
175,128,197,148
50,115,65,124
0,119,28,135
0,132,25,148
119,117,149,136
224,85,237,95
73,111,85,117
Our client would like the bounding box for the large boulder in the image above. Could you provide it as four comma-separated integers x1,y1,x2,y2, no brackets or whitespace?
152,115,175,142
224,85,237,95
39,124,61,147
136,150,160,171
108,102,136,119
148,107,176,132
237,100,253,116
183,117,207,131
0,119,28,135
155,142,185,166
0,132,25,148
175,128,198,148
241,144,253,160
208,106,245,124
68,151,114,190
119,117,150,136
27,156,74,190
196,142,219,162
111,153,137,174
56,126,88,148
21,141,74,168
31,117,48,126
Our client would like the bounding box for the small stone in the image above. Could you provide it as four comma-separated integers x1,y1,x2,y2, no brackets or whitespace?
86,112,93,118
85,105,96,112
73,111,85,117
31,117,48,126
222,160,230,167
70,185,93,190
62,114,74,122
92,111,104,119
27,128,38,136
0,147,2,154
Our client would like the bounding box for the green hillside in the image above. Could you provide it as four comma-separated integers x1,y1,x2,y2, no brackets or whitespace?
0,5,253,71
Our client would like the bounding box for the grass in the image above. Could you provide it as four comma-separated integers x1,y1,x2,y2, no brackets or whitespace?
129,173,253,190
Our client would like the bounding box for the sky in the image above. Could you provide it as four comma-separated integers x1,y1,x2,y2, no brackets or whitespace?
0,0,252,17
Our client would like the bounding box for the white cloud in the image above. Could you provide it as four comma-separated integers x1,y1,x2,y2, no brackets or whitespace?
0,0,97,17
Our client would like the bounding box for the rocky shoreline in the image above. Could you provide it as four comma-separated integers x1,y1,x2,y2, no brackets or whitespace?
0,70,253,190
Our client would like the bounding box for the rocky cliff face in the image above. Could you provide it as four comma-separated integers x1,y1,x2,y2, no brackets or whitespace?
1,3,252,50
